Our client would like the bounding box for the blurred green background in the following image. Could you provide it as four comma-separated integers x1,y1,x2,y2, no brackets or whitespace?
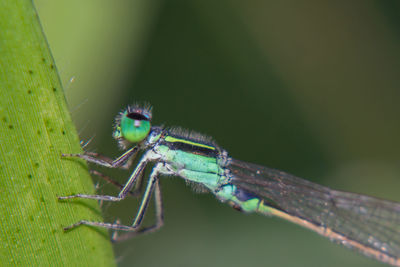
35,1,400,266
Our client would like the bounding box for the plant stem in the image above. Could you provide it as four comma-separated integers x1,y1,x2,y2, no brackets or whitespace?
0,1,115,266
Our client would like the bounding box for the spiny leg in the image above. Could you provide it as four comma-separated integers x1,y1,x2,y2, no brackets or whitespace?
58,154,149,202
112,178,164,242
80,136,94,149
90,170,145,198
90,170,144,209
63,163,162,232
62,146,139,169
89,170,154,241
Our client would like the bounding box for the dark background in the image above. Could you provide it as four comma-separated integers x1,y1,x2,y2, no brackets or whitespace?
37,1,400,266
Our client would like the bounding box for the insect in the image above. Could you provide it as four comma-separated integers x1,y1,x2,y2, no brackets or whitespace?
59,103,400,266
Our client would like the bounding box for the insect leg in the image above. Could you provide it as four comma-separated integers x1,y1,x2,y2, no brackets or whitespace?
58,153,149,202
90,170,144,198
62,146,139,169
62,162,163,233
112,178,164,242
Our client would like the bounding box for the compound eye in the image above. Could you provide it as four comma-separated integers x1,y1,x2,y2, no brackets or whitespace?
118,111,151,143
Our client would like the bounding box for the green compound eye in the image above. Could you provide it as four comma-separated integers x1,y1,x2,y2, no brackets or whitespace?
119,111,151,143
113,103,153,146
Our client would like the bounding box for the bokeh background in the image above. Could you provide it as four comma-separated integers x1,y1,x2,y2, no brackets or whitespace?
35,1,400,266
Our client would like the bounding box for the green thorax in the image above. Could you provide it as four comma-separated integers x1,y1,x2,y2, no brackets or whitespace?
154,128,228,190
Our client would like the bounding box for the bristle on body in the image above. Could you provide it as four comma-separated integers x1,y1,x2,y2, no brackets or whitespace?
114,102,153,127
166,127,218,148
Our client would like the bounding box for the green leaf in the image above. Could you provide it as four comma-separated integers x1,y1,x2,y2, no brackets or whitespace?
0,1,115,266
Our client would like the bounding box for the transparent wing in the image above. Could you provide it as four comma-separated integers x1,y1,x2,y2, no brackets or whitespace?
229,159,400,266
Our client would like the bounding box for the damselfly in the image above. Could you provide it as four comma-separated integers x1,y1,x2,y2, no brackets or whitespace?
59,103,400,266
